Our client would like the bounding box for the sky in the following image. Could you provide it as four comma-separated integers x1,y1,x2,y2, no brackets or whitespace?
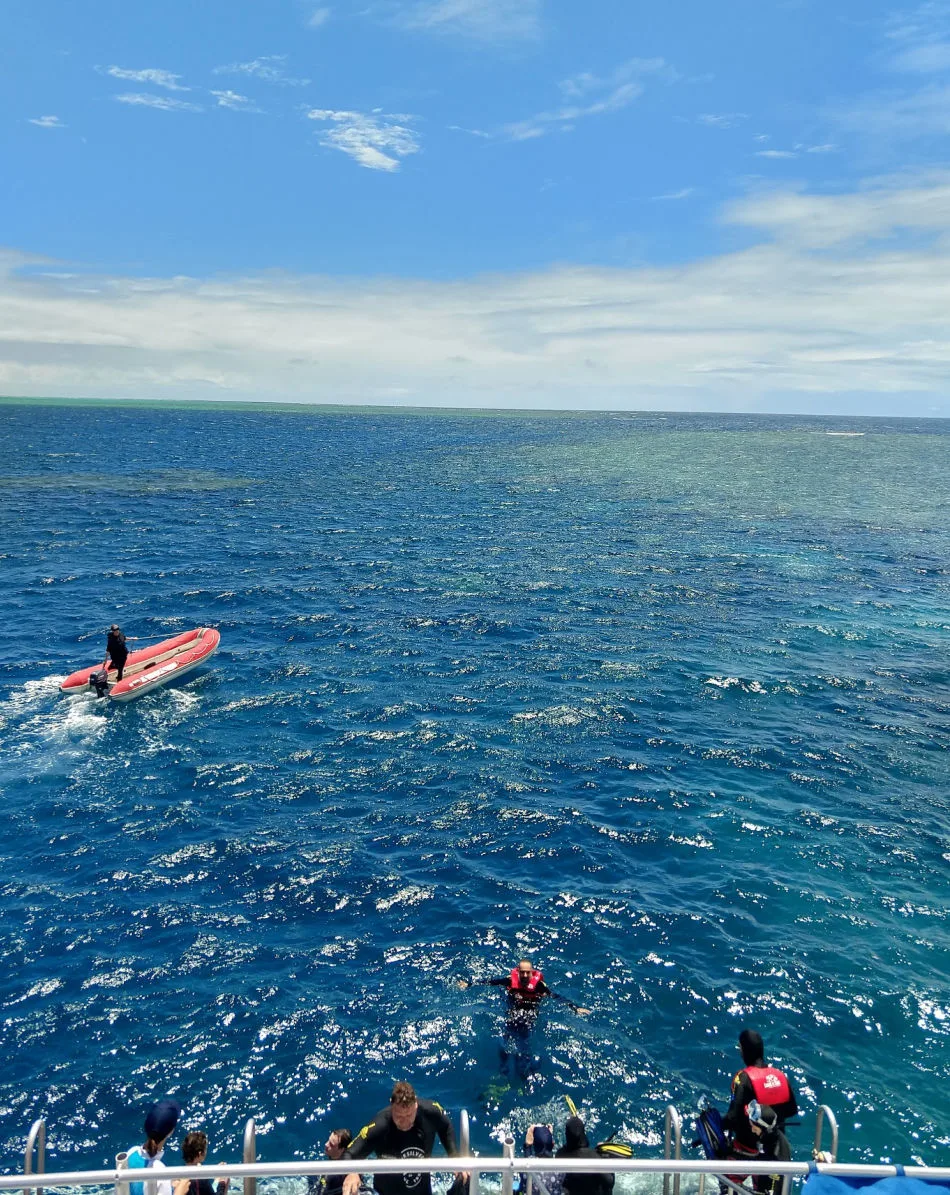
3,0,950,413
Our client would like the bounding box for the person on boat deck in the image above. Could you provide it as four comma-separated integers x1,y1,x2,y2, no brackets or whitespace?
555,1116,614,1195
173,1130,230,1195
125,1097,181,1195
518,1125,563,1195
342,1081,468,1195
104,624,130,680
309,1128,352,1195
723,1029,797,1155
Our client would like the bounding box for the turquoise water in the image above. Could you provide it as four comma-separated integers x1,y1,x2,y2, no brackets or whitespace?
0,404,948,1171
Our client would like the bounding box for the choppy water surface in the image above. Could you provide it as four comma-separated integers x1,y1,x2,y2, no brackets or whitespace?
0,404,948,1172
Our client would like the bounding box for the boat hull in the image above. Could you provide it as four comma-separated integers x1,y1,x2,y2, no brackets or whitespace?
60,628,220,701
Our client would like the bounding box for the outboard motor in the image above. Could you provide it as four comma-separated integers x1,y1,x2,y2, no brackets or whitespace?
89,669,110,699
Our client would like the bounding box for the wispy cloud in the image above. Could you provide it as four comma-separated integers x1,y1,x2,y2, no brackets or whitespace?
393,0,541,42
306,108,419,170
29,115,66,129
722,169,950,248
652,187,695,201
211,90,262,112
756,149,798,159
308,6,331,27
835,82,950,137
214,55,310,87
503,58,670,141
885,1,950,72
698,112,748,129
6,172,950,413
104,66,188,91
115,93,203,112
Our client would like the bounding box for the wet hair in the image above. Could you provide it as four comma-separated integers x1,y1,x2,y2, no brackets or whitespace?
182,1132,209,1164
391,1081,417,1107
329,1129,353,1151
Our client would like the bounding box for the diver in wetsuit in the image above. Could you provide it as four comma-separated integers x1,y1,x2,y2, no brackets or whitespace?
459,960,589,1081
723,1030,797,1157
342,1082,467,1195
104,624,130,680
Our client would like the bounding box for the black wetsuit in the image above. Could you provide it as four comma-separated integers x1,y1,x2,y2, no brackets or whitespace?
106,629,129,680
483,976,578,1080
751,1128,792,1195
309,1175,346,1195
345,1101,457,1195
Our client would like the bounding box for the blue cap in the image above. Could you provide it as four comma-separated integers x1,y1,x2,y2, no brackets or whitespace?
144,1098,180,1140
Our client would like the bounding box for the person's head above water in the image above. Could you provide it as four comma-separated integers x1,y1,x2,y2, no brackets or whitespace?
739,1029,765,1068
564,1117,589,1151
517,960,534,979
390,1081,418,1132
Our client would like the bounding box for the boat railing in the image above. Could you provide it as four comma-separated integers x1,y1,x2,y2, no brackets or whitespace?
663,1105,683,1195
6,1155,950,1194
813,1106,838,1163
23,1119,45,1195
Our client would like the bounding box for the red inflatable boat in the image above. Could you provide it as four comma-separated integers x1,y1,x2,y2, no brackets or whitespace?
60,627,220,702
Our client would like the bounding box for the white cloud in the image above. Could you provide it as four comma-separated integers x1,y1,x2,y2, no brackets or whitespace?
698,113,748,129
652,187,694,201
211,90,262,112
29,115,66,129
105,66,188,91
722,170,950,247
756,149,799,159
886,2,950,71
503,58,670,142
836,82,950,137
214,55,310,87
4,172,950,413
308,6,331,27
115,93,203,112
306,108,419,170
394,0,540,42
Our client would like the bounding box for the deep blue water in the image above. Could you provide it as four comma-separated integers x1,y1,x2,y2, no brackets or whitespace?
1,403,948,1175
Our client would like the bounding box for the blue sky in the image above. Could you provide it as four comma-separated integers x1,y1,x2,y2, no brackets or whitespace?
3,0,950,413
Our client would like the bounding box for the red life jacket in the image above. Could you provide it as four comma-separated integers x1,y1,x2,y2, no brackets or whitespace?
510,968,544,996
744,1065,791,1107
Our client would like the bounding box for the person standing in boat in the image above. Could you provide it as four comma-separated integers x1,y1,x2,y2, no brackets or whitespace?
723,1029,797,1157
124,1097,181,1195
458,959,589,1081
341,1081,467,1195
104,624,130,681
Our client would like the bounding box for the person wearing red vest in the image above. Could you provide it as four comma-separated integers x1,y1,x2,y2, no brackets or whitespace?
458,959,589,1082
724,1029,798,1154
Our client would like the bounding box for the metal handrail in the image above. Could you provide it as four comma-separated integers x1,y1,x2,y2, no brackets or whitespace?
814,1106,839,1163
23,1119,45,1195
663,1105,683,1195
4,1156,950,1190
502,1136,515,1195
243,1118,257,1195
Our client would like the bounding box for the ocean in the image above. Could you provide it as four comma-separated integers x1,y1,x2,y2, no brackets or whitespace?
0,401,948,1176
